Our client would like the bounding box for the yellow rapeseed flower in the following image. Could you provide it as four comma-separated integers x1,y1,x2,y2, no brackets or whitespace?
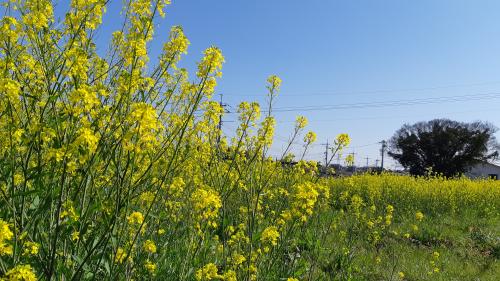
433,251,440,259
3,264,37,281
267,75,282,91
114,247,126,264
231,253,246,266
303,131,317,144
195,263,221,280
127,211,144,225
71,231,80,242
22,0,53,30
22,242,39,256
0,219,14,256
191,188,222,227
260,226,280,246
143,240,157,254
0,78,21,102
335,133,351,148
295,116,308,130
144,260,157,275
415,211,424,221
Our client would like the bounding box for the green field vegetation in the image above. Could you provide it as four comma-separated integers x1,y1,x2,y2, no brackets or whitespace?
1,1,499,280
298,174,500,280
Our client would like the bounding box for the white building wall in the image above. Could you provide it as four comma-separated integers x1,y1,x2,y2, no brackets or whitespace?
466,163,500,179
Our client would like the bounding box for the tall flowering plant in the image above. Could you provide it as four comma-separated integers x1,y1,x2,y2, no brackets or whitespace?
0,1,349,280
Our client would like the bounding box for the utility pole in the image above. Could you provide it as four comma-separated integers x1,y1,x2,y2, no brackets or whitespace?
217,94,229,146
365,157,370,168
380,140,387,170
375,159,380,168
324,140,329,168
320,140,329,168
349,151,356,173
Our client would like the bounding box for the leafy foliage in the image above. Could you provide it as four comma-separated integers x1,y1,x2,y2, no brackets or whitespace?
1,1,498,280
388,119,499,176
0,1,346,280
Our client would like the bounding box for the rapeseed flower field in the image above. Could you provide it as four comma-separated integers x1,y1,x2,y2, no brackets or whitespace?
0,1,499,280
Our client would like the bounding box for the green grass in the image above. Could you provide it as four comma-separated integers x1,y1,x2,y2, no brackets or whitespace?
299,175,500,281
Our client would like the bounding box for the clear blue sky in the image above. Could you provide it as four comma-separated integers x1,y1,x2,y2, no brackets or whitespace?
87,0,500,168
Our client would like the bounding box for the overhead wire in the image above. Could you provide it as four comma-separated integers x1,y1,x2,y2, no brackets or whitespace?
213,89,500,165
270,92,500,112
275,107,499,124
221,80,500,98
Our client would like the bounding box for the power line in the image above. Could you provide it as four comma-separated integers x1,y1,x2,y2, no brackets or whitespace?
350,142,380,149
223,107,499,125
221,80,500,98
205,93,500,123
275,107,499,124
270,92,500,112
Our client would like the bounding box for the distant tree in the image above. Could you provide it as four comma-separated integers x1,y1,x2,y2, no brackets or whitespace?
388,119,499,177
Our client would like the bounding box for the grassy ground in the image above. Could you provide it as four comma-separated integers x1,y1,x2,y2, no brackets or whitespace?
300,174,500,281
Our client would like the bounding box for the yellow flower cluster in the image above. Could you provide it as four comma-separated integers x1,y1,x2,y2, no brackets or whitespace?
114,248,127,264
191,187,222,229
290,182,322,222
196,47,225,97
22,242,39,256
0,78,21,104
194,264,236,281
428,251,441,275
0,17,20,46
128,211,144,226
257,116,276,147
162,26,190,68
385,204,394,226
330,173,500,216
260,226,280,246
0,220,13,256
74,127,100,156
266,75,282,95
22,0,53,30
67,0,106,30
295,116,308,130
60,201,79,222
335,133,351,148
303,131,317,144
195,263,220,280
1,264,37,281
69,86,100,112
143,239,157,253
144,260,157,275
0,1,351,279
415,211,424,221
